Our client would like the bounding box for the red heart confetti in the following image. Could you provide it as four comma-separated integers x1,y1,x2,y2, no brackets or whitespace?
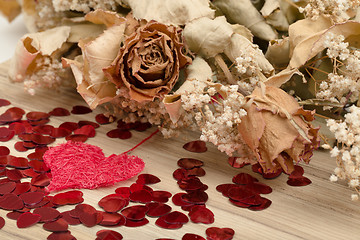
60,211,81,225
74,125,96,137
0,182,16,195
32,125,54,135
0,216,5,229
47,231,76,240
98,212,124,226
0,146,10,156
182,233,206,240
6,169,24,181
0,99,11,107
155,215,183,229
71,105,92,114
164,211,189,224
98,194,129,212
182,190,208,204
172,193,193,207
206,227,235,240
115,187,131,199
59,122,79,132
95,114,116,125
106,129,132,139
52,190,84,205
16,212,41,228
7,211,22,220
188,205,214,224
12,182,31,195
50,128,72,138
14,142,28,152
130,189,153,203
152,190,172,203
146,202,172,217
96,230,123,240
19,191,45,206
48,107,70,117
7,157,29,169
43,218,69,232
125,217,149,227
129,183,153,193
287,177,312,186
78,120,100,129
33,207,61,222
31,173,50,187
232,173,258,185
65,134,88,142
136,173,161,185
26,111,50,121
228,157,250,168
248,197,272,211
178,158,204,169
121,205,148,220
183,140,207,153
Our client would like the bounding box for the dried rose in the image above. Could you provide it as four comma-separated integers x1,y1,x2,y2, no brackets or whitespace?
104,21,191,102
238,84,320,174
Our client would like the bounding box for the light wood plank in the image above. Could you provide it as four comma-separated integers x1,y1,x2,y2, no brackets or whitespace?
0,61,359,240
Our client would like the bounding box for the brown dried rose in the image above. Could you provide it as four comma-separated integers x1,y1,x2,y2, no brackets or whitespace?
104,21,191,102
238,84,320,174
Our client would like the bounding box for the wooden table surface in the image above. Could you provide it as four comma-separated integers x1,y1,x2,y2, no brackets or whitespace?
0,60,359,240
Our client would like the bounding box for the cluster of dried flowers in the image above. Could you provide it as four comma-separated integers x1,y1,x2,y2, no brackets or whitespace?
3,0,360,199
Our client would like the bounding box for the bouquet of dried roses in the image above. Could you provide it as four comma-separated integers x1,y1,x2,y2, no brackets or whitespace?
4,0,360,198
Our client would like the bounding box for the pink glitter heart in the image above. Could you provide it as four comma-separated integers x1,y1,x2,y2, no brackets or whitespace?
43,142,145,192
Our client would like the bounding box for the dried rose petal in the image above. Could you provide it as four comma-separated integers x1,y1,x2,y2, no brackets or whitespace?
0,99,11,107
183,140,207,153
98,194,128,213
232,173,258,185
121,205,148,221
17,212,41,228
43,218,69,232
206,227,235,240
178,158,204,169
48,107,70,117
0,146,10,156
182,190,208,204
73,125,96,137
106,129,132,139
52,191,84,205
155,215,183,229
152,190,172,203
33,125,54,135
59,122,79,132
188,205,214,224
71,105,92,114
99,212,124,226
12,182,31,196
65,134,88,142
33,207,61,222
182,233,206,240
146,202,172,217
136,173,161,185
96,230,123,240
125,218,149,227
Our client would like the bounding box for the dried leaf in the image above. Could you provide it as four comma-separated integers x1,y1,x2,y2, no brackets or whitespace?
260,0,289,31
125,0,214,26
183,16,233,59
265,37,290,69
213,0,277,40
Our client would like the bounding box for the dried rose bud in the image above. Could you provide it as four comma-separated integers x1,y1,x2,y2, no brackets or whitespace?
238,85,320,174
104,21,191,102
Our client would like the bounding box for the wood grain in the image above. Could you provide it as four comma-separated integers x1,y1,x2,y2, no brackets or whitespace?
0,61,359,240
